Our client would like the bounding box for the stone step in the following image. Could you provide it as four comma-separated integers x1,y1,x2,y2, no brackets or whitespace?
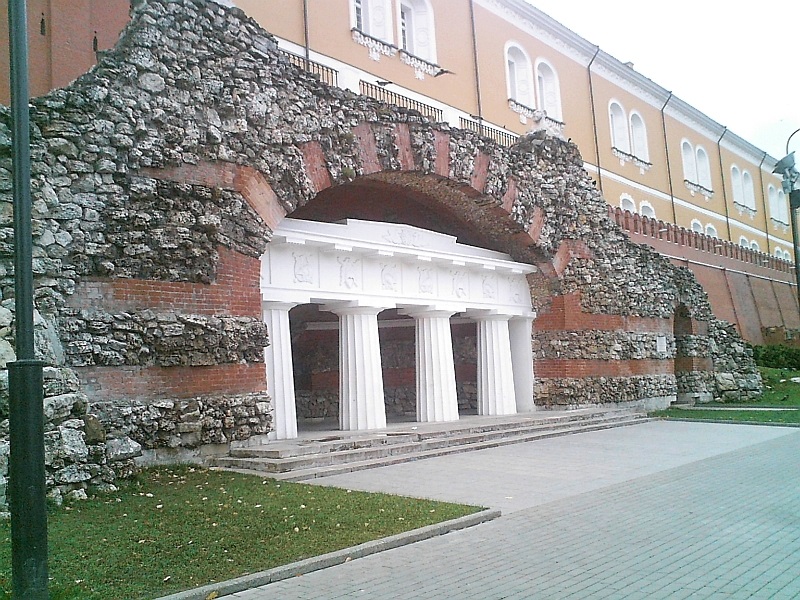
220,415,651,482
230,408,637,460
210,411,650,478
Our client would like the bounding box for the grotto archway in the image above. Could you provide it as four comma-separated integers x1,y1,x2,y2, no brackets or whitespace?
261,176,540,439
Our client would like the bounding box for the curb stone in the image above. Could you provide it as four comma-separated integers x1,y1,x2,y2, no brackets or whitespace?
153,508,501,600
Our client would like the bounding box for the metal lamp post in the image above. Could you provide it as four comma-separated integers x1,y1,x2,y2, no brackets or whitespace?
6,0,49,597
773,134,800,310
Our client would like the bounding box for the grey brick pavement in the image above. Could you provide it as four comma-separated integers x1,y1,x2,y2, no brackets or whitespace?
226,422,800,599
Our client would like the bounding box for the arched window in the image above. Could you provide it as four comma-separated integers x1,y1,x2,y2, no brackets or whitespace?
769,185,789,224
731,166,744,205
620,194,635,213
535,59,561,121
682,140,697,184
609,101,629,154
352,0,393,42
742,171,756,211
739,236,749,247
640,201,655,219
690,219,704,234
750,240,760,251
696,146,712,191
505,43,534,108
398,0,436,62
705,224,718,238
629,112,649,162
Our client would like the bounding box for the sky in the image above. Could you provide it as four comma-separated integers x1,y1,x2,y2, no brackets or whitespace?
526,0,800,162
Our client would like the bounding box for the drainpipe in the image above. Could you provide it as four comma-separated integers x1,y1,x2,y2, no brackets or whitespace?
757,151,771,256
302,0,310,67
468,0,483,121
660,92,677,225
587,46,602,194
716,127,732,242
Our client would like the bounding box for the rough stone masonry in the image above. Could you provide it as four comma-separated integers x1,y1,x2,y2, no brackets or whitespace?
0,0,761,506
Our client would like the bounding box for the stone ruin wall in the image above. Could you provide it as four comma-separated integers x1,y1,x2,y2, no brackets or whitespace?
0,0,762,506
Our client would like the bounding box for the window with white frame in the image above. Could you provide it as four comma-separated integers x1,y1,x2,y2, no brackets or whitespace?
739,235,749,247
609,101,630,155
352,0,393,43
620,194,635,213
681,140,713,196
750,240,760,251
775,247,792,261
705,224,718,238
732,166,757,216
690,219,703,234
640,201,655,219
505,43,534,109
397,0,436,63
769,184,789,225
629,112,649,163
535,59,562,121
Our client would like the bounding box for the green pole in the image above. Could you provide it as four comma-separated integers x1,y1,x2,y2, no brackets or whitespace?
7,0,49,598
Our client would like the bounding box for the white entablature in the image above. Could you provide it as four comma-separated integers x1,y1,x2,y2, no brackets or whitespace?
261,218,537,317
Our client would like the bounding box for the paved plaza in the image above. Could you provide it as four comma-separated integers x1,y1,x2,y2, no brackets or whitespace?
225,421,800,599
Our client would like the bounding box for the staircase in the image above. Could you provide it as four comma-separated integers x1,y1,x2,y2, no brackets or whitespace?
208,408,651,481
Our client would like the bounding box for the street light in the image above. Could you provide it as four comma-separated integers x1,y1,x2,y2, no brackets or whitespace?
773,142,800,310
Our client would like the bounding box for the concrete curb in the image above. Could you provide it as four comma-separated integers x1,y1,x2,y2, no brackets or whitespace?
154,508,501,600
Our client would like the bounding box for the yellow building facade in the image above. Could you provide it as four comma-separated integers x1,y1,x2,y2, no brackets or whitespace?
230,0,792,260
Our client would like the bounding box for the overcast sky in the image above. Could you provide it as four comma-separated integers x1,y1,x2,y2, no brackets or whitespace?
527,0,800,162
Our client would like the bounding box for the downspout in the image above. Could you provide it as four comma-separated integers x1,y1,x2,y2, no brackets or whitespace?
587,46,602,194
302,0,310,67
716,127,732,242
660,92,677,225
468,0,483,121
757,151,771,256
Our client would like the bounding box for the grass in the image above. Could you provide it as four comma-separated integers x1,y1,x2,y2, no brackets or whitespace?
653,366,800,425
0,466,482,599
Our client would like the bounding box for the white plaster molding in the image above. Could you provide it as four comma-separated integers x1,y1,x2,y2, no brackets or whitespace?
352,28,397,61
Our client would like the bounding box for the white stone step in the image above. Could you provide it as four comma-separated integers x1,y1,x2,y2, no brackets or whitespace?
209,410,650,478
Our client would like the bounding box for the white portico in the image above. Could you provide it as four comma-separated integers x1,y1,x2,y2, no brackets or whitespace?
261,218,537,440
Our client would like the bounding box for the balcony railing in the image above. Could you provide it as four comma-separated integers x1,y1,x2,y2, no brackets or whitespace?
281,50,339,87
459,117,519,148
359,80,444,122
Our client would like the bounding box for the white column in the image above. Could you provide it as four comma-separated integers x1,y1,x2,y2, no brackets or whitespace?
331,305,387,431
409,309,459,423
475,314,517,416
509,315,536,413
263,302,298,440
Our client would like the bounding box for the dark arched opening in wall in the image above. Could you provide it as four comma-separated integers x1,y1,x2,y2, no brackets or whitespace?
264,173,539,436
673,303,713,405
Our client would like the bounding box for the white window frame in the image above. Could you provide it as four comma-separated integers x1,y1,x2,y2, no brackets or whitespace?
396,0,436,63
609,101,630,155
705,224,718,238
640,200,655,219
505,42,534,109
629,111,649,163
351,0,394,43
534,58,562,121
690,219,704,234
620,193,636,213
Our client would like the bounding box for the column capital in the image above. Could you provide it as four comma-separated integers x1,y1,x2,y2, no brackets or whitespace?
322,301,389,316
262,301,298,312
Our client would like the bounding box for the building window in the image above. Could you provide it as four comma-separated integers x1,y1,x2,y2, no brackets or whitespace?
640,201,655,219
629,112,649,163
739,236,749,247
352,0,393,42
776,247,792,261
681,140,713,197
620,194,635,213
750,240,760,252
505,43,534,109
535,59,562,121
397,0,436,63
705,224,718,238
609,101,629,155
732,166,756,216
690,219,704,234
769,184,789,226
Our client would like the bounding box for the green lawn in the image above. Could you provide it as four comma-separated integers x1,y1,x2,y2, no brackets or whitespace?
0,466,482,599
653,367,800,425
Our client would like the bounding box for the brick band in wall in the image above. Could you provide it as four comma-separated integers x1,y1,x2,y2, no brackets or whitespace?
78,363,267,402
535,294,673,333
534,358,674,379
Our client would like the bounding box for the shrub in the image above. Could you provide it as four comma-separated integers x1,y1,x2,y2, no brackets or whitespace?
751,344,800,370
